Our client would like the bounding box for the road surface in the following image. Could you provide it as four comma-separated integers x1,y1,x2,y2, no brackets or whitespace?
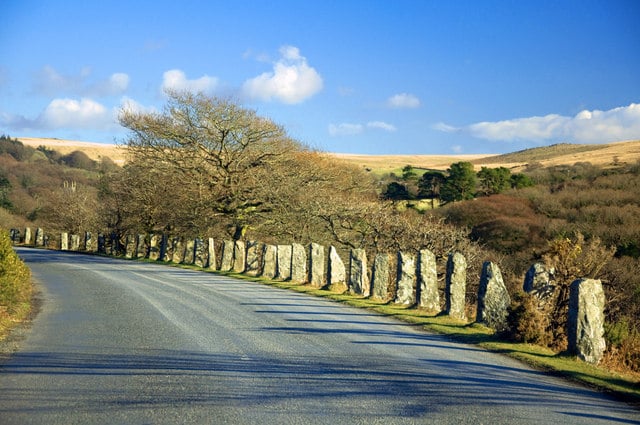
0,248,637,424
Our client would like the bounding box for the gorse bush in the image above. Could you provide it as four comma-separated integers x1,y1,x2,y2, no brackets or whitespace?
0,228,31,334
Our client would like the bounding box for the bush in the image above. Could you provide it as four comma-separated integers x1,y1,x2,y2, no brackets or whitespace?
0,228,31,317
60,150,96,170
603,321,640,373
505,292,552,346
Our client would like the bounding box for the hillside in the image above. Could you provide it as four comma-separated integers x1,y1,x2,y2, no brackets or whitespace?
333,140,640,173
472,140,640,170
17,137,126,165
15,137,640,172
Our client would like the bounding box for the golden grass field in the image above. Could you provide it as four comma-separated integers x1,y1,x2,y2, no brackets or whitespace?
17,136,640,173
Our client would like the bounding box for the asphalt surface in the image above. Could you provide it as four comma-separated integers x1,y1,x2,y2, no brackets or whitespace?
0,247,638,424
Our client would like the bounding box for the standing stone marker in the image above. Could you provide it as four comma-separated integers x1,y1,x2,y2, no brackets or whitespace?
245,240,263,275
310,243,326,287
172,237,184,263
418,249,439,311
233,240,246,272
182,239,195,264
395,251,416,304
60,232,69,251
35,228,44,247
97,233,106,254
149,234,160,260
158,234,169,262
69,234,80,251
109,233,118,256
220,240,235,272
206,238,217,270
136,234,147,259
84,231,93,252
523,263,555,300
262,244,277,279
124,234,136,258
371,253,391,300
445,252,467,320
349,249,369,296
291,243,308,282
328,246,346,286
23,227,32,245
476,261,510,331
276,245,292,280
568,278,606,364
194,238,206,267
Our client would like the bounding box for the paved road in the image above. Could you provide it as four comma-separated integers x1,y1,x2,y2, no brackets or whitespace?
0,248,637,424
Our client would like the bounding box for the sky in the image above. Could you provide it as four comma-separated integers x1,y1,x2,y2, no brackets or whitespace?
1,0,639,155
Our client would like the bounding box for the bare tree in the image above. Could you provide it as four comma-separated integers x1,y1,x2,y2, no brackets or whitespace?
118,91,297,239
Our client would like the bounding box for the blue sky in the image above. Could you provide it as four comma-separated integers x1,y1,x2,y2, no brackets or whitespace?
1,0,639,154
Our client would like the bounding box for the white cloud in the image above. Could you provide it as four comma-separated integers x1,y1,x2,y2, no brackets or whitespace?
33,66,129,96
328,123,363,136
1,97,117,131
431,122,458,133
242,45,323,104
435,103,640,144
367,121,397,132
329,120,397,136
468,114,569,141
119,96,156,115
161,69,219,94
40,98,114,129
387,93,420,109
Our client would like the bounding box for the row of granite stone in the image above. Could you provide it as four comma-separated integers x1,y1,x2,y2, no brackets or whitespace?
10,227,607,364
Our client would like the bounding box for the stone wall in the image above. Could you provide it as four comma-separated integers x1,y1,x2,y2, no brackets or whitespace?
10,226,605,358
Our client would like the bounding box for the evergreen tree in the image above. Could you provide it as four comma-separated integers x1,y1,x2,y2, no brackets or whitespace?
441,161,476,202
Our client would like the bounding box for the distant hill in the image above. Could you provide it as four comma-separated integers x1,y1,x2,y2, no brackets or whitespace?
470,141,640,170
333,140,640,173
15,136,640,172
17,137,126,165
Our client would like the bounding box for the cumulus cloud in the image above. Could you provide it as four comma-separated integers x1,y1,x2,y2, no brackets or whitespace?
33,65,129,96
328,123,363,136
118,96,158,117
242,45,323,104
367,121,397,132
387,93,420,109
435,103,640,144
41,98,112,129
161,69,219,94
329,120,397,136
1,97,118,131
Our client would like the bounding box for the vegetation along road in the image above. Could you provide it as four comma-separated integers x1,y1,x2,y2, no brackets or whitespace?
1,248,638,424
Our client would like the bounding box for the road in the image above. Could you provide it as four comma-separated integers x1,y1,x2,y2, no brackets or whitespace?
0,248,637,424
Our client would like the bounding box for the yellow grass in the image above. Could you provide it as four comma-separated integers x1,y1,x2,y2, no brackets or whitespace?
16,136,640,172
17,137,127,165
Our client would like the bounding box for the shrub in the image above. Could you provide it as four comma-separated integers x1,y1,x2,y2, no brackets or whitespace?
505,292,552,346
603,321,640,373
0,228,31,326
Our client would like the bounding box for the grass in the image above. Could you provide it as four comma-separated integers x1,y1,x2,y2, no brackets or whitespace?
474,143,610,165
